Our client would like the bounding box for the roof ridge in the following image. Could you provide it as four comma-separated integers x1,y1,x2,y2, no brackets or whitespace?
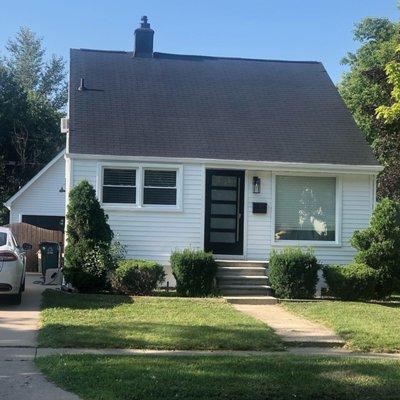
155,52,321,64
72,48,129,54
70,48,320,64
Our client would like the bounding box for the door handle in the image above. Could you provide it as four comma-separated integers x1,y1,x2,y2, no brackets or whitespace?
236,179,241,242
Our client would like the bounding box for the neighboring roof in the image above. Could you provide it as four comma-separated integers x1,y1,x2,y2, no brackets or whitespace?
68,49,379,166
4,151,65,209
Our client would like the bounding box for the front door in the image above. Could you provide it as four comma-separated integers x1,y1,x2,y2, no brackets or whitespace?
204,169,245,255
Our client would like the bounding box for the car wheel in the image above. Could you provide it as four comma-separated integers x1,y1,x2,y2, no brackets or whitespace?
10,289,22,305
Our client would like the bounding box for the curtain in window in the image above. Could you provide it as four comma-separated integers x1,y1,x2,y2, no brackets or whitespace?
275,176,336,241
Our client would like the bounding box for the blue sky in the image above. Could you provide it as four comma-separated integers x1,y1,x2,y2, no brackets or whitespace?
0,0,398,82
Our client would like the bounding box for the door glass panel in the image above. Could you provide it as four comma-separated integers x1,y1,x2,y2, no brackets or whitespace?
210,231,236,243
211,203,236,215
212,175,237,187
211,189,237,201
210,218,236,230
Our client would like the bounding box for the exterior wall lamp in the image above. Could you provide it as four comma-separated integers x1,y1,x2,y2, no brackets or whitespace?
253,176,261,194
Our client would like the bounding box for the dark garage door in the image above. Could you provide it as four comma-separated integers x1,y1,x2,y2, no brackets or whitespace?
21,215,65,232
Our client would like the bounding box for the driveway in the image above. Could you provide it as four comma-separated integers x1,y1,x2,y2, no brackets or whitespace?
0,273,79,400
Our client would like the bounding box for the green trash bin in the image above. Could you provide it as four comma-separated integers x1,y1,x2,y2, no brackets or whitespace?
38,242,60,277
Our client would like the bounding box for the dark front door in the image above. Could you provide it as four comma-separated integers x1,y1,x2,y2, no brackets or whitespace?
204,169,245,255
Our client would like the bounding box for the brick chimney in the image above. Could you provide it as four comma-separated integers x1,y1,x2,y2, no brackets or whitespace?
134,16,154,58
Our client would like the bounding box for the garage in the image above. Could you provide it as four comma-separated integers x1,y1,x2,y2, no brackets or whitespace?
4,151,66,271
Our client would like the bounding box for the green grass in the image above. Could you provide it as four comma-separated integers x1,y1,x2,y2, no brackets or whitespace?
39,290,283,350
282,300,400,353
36,354,400,400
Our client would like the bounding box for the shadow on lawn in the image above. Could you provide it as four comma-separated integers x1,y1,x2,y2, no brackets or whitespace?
38,321,283,351
41,289,134,310
370,301,400,309
37,354,400,400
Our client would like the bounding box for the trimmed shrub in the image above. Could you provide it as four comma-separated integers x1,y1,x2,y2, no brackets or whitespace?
63,241,112,292
171,249,217,297
111,260,165,295
269,248,320,299
323,263,378,301
64,181,114,292
351,198,400,298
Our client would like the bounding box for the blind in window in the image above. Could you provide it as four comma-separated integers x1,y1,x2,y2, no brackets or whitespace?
102,168,136,204
275,176,336,241
143,170,177,205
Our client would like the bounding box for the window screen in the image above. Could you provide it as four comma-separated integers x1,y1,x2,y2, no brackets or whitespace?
143,170,177,205
102,168,136,204
275,176,336,241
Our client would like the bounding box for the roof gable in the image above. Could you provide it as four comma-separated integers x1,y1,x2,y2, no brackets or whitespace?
4,151,65,209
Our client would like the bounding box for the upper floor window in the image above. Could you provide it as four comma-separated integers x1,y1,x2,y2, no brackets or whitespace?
275,176,336,242
143,170,177,205
102,168,136,204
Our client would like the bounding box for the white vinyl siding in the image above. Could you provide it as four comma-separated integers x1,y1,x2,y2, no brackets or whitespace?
9,156,66,223
71,159,203,266
246,172,374,265
69,157,375,284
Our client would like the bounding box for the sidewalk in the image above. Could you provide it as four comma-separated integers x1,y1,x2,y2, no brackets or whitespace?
233,303,345,346
17,346,400,360
0,275,79,400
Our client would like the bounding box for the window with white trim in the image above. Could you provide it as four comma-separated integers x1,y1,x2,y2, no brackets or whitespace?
102,168,136,204
143,169,177,205
275,176,336,242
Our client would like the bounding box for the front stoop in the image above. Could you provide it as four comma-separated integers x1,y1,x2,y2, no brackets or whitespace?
217,260,277,304
225,296,278,305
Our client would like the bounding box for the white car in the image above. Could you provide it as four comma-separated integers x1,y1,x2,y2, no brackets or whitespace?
0,227,31,304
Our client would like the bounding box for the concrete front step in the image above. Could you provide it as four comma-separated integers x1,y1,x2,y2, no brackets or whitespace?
225,296,277,305
217,267,267,277
219,284,272,296
216,260,268,269
218,276,269,286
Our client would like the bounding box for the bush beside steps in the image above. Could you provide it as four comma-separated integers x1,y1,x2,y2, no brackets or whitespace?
171,248,217,297
111,260,165,295
268,247,320,299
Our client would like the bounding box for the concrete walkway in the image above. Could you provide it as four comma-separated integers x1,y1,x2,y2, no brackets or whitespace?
0,274,79,400
233,303,345,346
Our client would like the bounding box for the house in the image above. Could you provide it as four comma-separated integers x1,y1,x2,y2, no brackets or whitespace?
6,17,382,292
5,151,66,231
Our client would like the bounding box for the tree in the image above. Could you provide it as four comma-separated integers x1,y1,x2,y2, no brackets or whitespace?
351,198,400,298
339,17,400,201
6,27,67,110
63,181,114,292
0,27,67,224
376,46,400,123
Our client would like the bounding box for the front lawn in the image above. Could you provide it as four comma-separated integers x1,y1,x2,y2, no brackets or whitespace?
39,290,283,350
36,354,400,400
282,300,400,353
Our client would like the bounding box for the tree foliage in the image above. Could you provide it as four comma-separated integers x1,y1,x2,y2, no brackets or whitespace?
0,27,67,224
65,181,113,247
351,198,400,298
376,46,400,123
64,181,114,292
339,18,400,200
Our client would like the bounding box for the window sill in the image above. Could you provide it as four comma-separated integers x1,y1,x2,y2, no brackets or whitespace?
102,204,183,213
271,240,342,248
